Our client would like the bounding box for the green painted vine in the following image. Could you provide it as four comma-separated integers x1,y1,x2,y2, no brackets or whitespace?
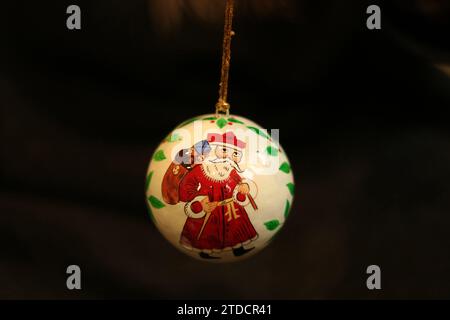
153,150,166,161
148,195,165,209
145,171,154,193
287,183,295,197
279,162,291,174
264,219,281,231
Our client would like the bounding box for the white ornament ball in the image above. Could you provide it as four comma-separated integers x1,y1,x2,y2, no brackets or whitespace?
145,114,295,262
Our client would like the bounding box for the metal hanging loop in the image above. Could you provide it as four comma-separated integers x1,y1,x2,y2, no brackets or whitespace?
215,0,235,117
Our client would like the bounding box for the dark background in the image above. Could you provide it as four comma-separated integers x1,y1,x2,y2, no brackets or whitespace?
1,0,450,299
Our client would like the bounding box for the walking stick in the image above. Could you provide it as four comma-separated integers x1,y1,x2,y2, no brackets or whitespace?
197,210,212,240
248,194,258,211
196,199,230,240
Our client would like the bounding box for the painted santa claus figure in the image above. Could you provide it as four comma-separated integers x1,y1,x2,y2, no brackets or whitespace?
178,132,258,260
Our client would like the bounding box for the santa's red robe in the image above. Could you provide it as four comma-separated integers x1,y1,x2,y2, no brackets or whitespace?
178,164,258,252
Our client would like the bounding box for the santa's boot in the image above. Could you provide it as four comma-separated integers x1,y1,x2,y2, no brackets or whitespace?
233,246,255,257
199,252,220,260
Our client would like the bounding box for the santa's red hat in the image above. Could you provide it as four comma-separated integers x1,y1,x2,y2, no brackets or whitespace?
207,132,246,150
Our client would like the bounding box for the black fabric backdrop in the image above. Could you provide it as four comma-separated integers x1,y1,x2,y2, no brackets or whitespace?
1,0,450,299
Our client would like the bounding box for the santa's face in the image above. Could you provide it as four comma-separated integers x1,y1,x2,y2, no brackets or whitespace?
201,145,243,180
214,145,243,164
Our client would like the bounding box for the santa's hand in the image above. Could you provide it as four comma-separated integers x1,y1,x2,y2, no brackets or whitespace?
238,183,250,195
201,197,218,213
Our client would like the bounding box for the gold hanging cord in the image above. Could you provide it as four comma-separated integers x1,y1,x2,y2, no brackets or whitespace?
215,0,235,117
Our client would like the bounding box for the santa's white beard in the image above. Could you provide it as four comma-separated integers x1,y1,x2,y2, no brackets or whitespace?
202,158,241,181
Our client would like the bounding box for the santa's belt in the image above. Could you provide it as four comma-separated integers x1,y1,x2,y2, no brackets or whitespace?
218,197,240,221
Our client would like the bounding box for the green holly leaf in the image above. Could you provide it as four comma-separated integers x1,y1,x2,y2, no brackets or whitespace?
145,171,154,192
264,220,281,231
228,117,244,124
266,146,279,157
148,196,165,209
216,117,228,129
153,150,166,161
287,183,295,196
247,126,270,140
177,117,199,128
279,162,291,173
166,133,181,143
203,117,218,121
284,200,291,219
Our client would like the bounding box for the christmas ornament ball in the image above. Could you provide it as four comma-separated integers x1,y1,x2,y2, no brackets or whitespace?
145,114,295,262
